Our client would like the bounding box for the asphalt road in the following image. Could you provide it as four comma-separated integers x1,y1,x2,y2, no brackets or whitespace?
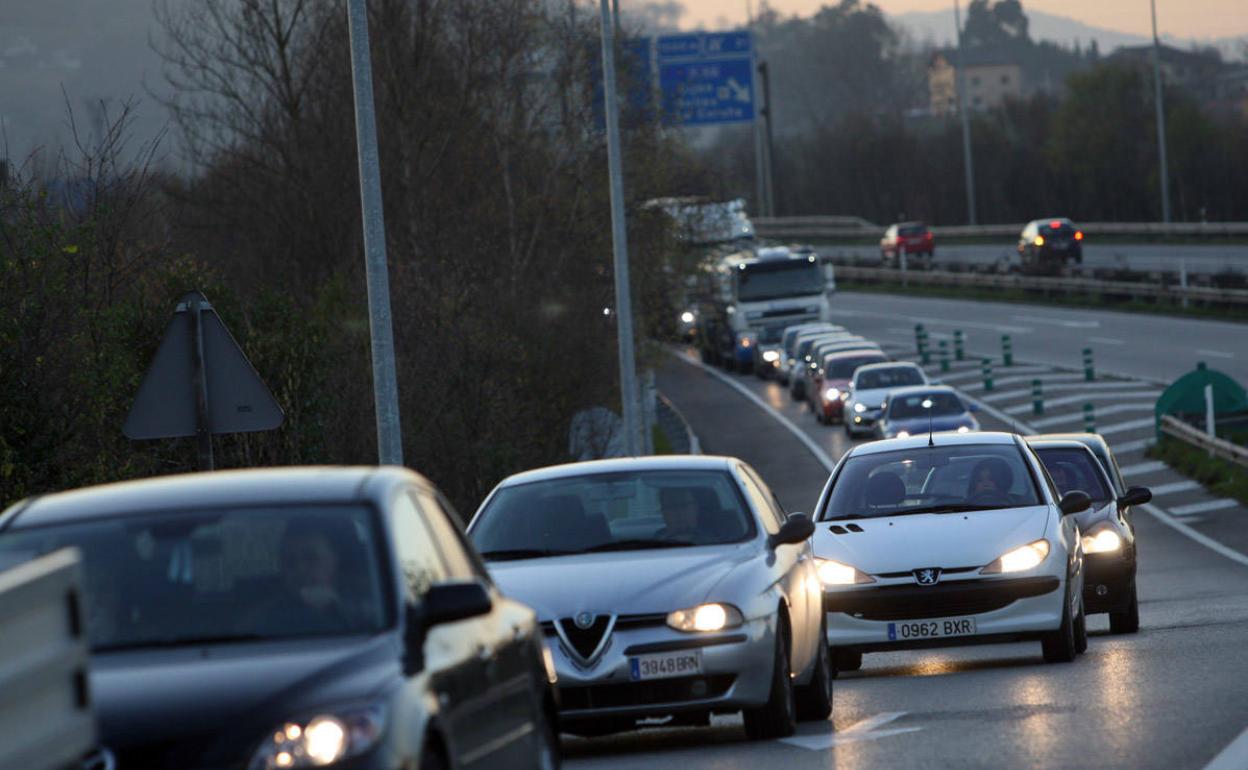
823,243,1248,276
560,353,1248,770
824,291,1247,386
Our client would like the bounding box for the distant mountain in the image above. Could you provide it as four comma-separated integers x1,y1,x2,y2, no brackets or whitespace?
891,8,1245,59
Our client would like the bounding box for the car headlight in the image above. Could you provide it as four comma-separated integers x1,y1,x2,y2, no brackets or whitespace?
815,558,876,586
981,540,1050,574
1083,529,1122,554
248,702,387,769
895,430,910,439
666,603,744,633
854,402,867,413
957,425,970,433
680,311,695,324
763,350,780,362
825,387,841,401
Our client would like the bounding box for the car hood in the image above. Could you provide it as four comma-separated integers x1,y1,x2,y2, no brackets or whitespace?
92,633,400,758
883,414,976,434
487,543,757,619
813,506,1051,574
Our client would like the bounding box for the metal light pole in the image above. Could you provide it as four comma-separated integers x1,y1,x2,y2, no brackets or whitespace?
758,59,777,218
598,0,642,456
1150,0,1172,223
347,0,404,465
953,0,977,226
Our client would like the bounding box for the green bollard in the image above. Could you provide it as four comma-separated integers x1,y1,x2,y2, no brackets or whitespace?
1002,334,1014,367
939,339,950,373
919,329,931,365
954,330,965,361
1083,403,1096,433
1083,347,1095,382
1032,379,1044,416
982,358,994,392
915,324,926,355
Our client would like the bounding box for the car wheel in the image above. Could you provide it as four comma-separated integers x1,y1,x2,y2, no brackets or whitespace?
742,622,797,740
833,648,862,672
1074,601,1089,655
420,742,449,770
796,625,834,721
1041,588,1078,664
1109,582,1141,634
537,709,562,770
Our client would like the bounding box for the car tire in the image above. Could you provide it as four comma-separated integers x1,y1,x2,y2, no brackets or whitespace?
796,626,834,722
1109,582,1141,634
1041,588,1078,664
537,710,562,770
420,742,449,770
1074,602,1089,655
742,623,797,740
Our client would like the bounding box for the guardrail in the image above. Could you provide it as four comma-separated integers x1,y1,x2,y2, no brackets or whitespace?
754,217,1248,240
832,265,1248,306
1160,415,1248,469
0,548,97,770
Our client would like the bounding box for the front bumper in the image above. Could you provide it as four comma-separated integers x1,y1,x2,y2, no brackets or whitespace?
848,410,882,433
1083,549,1135,613
546,617,776,721
824,575,1064,651
821,397,846,421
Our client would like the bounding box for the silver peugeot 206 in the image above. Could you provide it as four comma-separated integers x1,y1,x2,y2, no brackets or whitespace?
467,455,832,740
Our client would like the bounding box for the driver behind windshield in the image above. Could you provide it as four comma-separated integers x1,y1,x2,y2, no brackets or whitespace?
250,521,364,635
968,458,1015,502
658,487,701,540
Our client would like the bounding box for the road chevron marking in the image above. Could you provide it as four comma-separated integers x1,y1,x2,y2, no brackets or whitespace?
779,712,923,751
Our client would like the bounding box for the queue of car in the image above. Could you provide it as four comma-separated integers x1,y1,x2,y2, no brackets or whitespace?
0,316,1156,766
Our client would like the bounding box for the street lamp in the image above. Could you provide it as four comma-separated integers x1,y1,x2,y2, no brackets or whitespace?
1150,0,1172,223
953,0,977,226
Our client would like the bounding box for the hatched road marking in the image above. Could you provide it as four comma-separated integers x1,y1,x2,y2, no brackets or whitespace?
1170,499,1240,516
1004,392,1162,414
1120,461,1168,477
779,712,923,751
1030,403,1157,428
1149,480,1203,497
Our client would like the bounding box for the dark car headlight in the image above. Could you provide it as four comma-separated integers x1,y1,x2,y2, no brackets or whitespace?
247,702,387,769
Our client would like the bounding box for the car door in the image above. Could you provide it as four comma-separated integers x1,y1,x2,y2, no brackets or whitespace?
390,490,499,769
739,466,817,674
412,487,544,767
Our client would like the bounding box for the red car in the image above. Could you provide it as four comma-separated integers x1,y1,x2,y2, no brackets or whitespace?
880,222,934,267
811,350,889,424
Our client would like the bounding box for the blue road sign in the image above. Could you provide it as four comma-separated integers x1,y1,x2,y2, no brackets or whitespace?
656,31,754,127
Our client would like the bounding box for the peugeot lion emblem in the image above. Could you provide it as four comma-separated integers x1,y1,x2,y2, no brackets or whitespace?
574,611,595,630
915,568,942,586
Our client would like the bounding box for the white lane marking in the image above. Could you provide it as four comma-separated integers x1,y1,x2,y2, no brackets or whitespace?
1030,403,1157,428
827,308,1030,334
1004,392,1162,415
1142,503,1248,569
1171,499,1240,516
1089,336,1126,345
779,712,922,751
1196,349,1235,359
1013,314,1100,329
1119,460,1168,477
1097,417,1157,436
959,392,1038,436
1112,437,1154,454
982,381,1159,403
1149,480,1203,497
963,373,1087,391
669,350,836,473
935,365,1050,384
1204,725,1248,770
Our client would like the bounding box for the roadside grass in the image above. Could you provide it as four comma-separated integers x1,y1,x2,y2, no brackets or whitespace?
838,280,1248,324
1147,436,1248,508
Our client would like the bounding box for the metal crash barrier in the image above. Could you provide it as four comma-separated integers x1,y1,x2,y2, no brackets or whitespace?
0,548,98,770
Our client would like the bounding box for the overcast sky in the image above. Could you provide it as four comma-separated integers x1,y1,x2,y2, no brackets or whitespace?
680,0,1248,40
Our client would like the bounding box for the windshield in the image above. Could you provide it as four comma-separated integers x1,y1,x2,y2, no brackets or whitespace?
0,505,391,651
887,392,966,419
1034,447,1113,505
899,225,927,237
471,470,756,559
825,354,886,379
737,260,822,302
820,445,1043,520
856,366,925,390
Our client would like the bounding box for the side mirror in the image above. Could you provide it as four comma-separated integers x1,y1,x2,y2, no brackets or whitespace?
1059,491,1091,516
423,580,494,627
1119,487,1152,508
768,513,816,548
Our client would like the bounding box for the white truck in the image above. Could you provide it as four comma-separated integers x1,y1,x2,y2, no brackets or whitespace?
695,245,836,374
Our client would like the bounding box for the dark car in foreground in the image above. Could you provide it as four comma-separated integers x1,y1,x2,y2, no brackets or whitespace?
0,468,559,770
1027,436,1152,633
1018,218,1084,274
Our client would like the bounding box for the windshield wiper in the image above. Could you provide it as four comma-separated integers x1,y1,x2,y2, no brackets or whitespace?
95,633,267,652
479,548,575,561
906,504,1007,515
581,539,696,553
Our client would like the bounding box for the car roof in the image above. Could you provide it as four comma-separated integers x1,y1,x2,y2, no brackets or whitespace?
884,384,957,397
822,348,885,362
1027,433,1111,453
849,431,1020,457
496,455,737,488
856,361,921,374
1027,439,1096,451
2,466,424,530
1028,217,1074,226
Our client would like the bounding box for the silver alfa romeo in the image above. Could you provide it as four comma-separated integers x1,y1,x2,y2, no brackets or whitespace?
467,456,832,740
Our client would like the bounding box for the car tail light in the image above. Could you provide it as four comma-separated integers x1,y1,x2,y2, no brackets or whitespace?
1049,220,1062,229
1074,231,1084,241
